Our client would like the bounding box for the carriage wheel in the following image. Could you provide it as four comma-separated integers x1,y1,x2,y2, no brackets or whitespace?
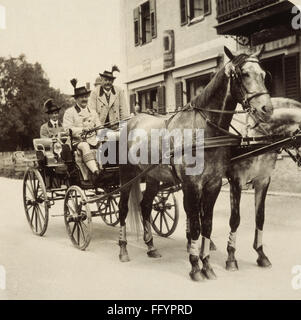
150,190,179,237
23,168,49,236
98,191,120,227
64,186,92,250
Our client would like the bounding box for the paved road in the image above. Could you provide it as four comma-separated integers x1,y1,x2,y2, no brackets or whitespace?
0,177,301,300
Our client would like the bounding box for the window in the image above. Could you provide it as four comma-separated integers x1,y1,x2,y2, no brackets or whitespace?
186,74,211,102
261,54,301,101
138,88,158,112
189,0,203,20
137,86,166,114
133,0,157,46
180,0,188,25
164,35,170,52
180,0,211,26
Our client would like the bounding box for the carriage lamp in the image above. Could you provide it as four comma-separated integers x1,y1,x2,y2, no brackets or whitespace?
53,141,63,157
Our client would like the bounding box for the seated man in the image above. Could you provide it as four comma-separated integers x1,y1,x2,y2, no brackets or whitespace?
40,99,65,138
63,79,103,184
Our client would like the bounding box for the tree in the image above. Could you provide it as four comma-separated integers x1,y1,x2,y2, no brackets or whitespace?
0,55,72,151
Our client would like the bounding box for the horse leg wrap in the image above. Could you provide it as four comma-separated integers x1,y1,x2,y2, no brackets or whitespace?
82,152,95,163
253,229,263,250
119,225,127,243
189,239,200,256
227,231,237,249
200,237,210,259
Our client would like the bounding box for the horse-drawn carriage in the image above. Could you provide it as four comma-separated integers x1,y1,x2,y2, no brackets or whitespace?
22,129,180,250
22,46,301,281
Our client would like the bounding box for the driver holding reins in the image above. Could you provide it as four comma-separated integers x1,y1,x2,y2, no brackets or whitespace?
63,79,103,184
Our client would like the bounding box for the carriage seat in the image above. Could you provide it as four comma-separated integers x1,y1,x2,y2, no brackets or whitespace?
33,138,56,165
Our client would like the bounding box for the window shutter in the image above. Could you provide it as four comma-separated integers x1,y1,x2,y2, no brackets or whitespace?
284,54,300,101
204,0,211,15
134,7,140,46
175,81,183,111
150,0,157,39
180,0,188,25
129,94,136,114
158,86,166,114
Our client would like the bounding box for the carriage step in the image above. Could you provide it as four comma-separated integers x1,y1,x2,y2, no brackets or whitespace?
51,186,68,192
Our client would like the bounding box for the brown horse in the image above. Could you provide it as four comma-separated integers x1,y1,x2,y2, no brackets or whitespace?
225,97,301,271
118,46,273,281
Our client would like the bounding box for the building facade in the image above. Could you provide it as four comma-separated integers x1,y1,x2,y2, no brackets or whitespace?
121,0,235,114
216,0,301,102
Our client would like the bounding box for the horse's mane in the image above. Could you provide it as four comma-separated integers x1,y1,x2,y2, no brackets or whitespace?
189,53,249,109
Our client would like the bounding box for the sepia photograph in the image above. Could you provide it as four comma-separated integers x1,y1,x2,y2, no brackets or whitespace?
1,0,301,304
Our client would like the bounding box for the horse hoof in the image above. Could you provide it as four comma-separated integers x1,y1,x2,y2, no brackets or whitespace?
210,240,217,251
119,254,130,263
189,270,205,282
147,249,162,258
257,256,272,268
226,260,239,271
202,268,217,280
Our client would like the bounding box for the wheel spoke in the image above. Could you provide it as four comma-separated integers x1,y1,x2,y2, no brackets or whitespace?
77,223,80,245
160,213,163,232
104,201,109,216
162,212,170,232
36,205,46,222
66,203,76,215
81,220,89,231
35,206,38,232
32,173,37,194
74,190,79,209
113,199,120,215
25,202,33,211
163,209,174,221
36,207,43,232
28,172,35,194
26,181,35,200
71,191,77,211
35,179,40,197
152,211,160,225
78,223,86,244
30,206,36,225
108,200,113,224
71,222,77,237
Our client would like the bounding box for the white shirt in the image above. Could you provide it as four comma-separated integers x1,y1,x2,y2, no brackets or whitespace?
50,120,59,128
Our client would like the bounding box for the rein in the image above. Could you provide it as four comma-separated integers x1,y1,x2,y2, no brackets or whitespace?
168,56,270,139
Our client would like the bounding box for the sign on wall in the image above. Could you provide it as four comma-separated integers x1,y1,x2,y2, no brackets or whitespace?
163,30,175,69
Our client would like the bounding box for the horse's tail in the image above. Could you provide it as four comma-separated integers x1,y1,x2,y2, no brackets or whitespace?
127,178,143,239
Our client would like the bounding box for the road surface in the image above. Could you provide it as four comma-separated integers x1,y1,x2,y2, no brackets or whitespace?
0,177,301,300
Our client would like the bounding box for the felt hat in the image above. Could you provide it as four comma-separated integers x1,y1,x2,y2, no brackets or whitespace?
70,78,91,98
99,65,120,80
44,99,60,114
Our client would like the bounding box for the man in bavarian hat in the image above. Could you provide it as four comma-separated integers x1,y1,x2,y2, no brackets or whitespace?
63,79,103,183
88,65,129,127
40,99,64,138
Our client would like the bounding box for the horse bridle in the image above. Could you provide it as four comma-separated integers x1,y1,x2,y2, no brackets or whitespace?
230,57,270,115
